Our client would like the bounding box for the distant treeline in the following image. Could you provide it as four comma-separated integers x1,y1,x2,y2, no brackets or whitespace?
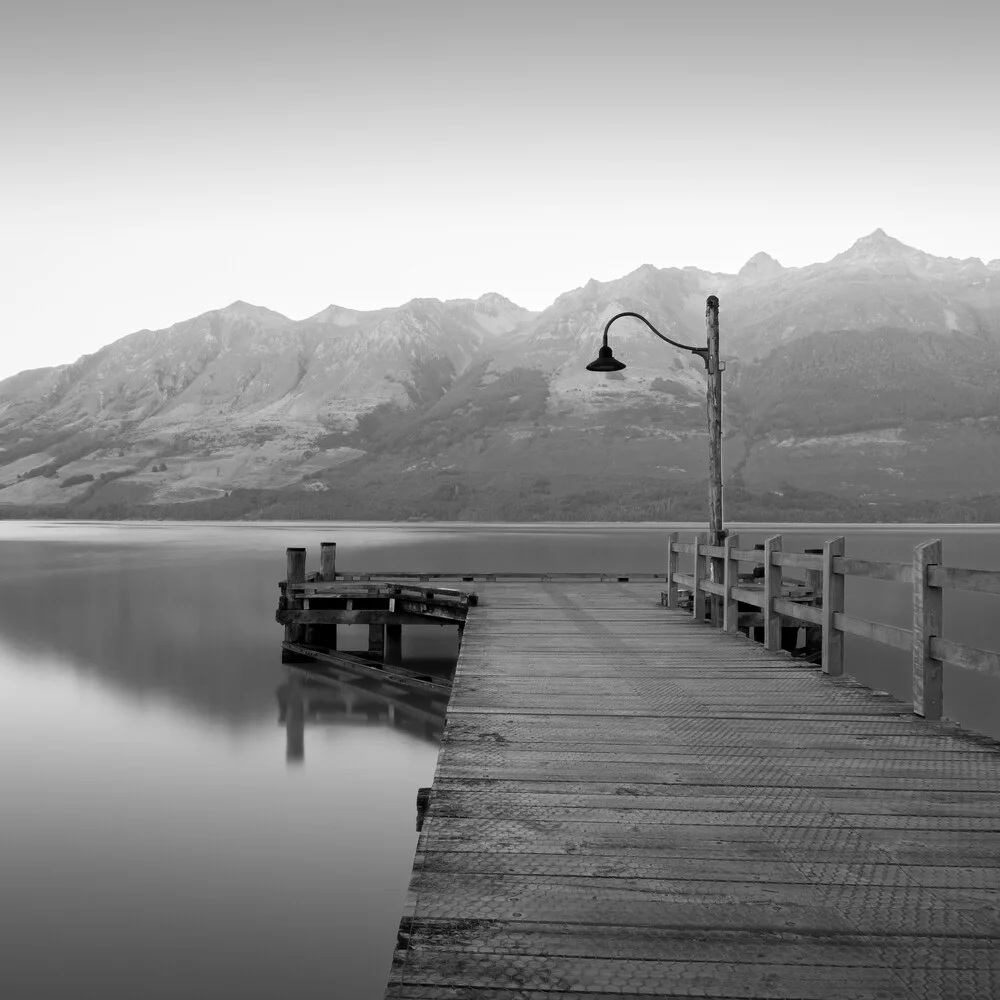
3,476,999,524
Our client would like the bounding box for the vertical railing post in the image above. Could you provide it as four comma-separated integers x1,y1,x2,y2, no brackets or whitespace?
666,532,679,609
693,532,707,622
763,535,783,651
912,539,943,720
723,532,739,633
821,537,845,676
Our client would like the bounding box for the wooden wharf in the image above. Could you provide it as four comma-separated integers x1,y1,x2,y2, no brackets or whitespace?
276,537,1000,999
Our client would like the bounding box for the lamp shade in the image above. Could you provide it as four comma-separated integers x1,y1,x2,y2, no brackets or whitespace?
585,345,627,372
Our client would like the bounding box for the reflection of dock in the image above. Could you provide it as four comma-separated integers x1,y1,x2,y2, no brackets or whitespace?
277,663,448,763
275,543,474,697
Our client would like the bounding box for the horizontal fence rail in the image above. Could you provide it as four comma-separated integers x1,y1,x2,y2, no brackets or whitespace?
665,531,1000,721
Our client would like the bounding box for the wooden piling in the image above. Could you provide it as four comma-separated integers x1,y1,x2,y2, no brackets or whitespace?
913,539,944,720
283,548,310,663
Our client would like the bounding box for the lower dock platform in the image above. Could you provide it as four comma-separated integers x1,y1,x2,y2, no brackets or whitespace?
386,581,1000,1000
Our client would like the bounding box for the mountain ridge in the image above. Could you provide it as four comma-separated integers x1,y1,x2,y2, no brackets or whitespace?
4,230,1000,519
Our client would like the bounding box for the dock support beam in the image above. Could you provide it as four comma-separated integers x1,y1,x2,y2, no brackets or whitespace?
369,624,385,660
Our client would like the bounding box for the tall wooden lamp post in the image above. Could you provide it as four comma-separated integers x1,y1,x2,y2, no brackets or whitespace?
586,296,726,609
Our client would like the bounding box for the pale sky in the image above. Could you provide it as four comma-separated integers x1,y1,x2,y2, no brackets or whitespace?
3,0,998,380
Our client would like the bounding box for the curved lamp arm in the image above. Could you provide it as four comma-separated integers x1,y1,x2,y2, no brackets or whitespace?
602,311,711,370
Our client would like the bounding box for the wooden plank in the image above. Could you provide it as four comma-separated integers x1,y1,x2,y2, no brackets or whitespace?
931,636,1000,679
672,572,695,590
833,556,913,584
831,612,912,650
387,581,1000,1000
673,542,695,555
771,551,824,571
702,543,726,558
929,565,1000,596
731,548,766,563
731,586,766,608
278,609,442,626
772,597,823,625
698,578,726,597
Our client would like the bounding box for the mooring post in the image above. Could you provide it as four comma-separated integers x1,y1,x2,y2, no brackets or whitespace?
763,535,783,651
723,532,739,632
822,536,846,676
385,623,403,664
282,547,310,662
666,532,679,609
912,539,944,720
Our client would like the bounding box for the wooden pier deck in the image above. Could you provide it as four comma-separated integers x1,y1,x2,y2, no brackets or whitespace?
386,581,1000,1000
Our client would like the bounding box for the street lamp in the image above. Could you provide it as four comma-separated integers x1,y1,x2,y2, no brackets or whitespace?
585,295,726,553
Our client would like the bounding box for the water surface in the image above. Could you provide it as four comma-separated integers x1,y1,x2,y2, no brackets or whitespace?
1,520,998,999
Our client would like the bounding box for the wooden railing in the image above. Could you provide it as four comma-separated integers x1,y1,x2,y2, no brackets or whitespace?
666,532,1000,720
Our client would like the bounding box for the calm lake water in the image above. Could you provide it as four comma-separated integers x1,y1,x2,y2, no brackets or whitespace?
1,520,998,999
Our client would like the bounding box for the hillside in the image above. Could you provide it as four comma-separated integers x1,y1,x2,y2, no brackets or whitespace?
3,230,1000,521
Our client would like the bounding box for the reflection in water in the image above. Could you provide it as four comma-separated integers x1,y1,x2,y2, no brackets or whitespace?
277,665,449,765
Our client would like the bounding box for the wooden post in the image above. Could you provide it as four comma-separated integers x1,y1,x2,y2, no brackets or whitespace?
763,535,783,651
912,539,944,720
803,547,824,655
705,296,725,627
666,532,679,609
320,541,337,581
385,623,402,664
314,541,338,650
282,547,309,662
822,536,845,676
369,624,385,660
723,532,739,633
693,532,707,622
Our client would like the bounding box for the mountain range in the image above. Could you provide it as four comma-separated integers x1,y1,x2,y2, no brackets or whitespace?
3,229,1000,521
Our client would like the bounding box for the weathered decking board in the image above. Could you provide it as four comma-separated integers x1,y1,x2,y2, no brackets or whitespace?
386,582,1000,1000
